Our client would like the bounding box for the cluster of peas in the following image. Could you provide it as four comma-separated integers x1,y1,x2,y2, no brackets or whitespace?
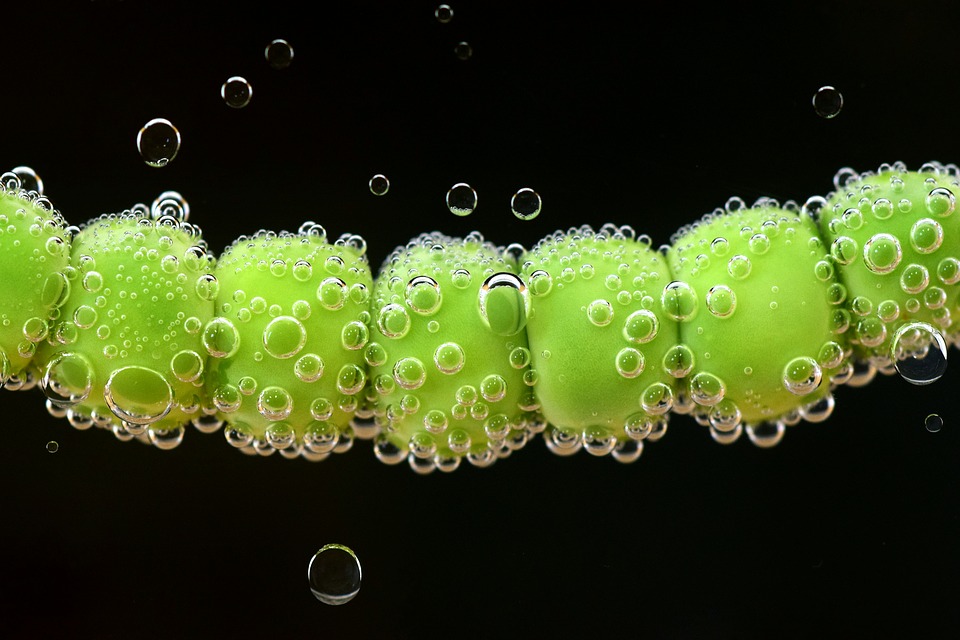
0,162,956,474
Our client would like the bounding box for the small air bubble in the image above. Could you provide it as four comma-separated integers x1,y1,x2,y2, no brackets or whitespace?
137,118,181,168
369,174,389,196
265,39,294,69
435,4,453,23
46,441,58,453
511,188,541,221
925,413,943,433
454,41,472,60
812,86,843,119
221,76,253,108
446,183,477,216
308,544,361,606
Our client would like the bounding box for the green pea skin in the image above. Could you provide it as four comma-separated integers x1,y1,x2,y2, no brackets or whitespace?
521,225,678,462
35,212,217,448
817,164,960,375
667,203,850,446
0,176,71,381
367,232,540,474
203,224,372,461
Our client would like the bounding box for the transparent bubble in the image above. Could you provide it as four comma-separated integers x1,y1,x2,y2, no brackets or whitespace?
265,38,294,69
511,188,541,221
446,183,477,216
862,233,902,274
12,166,43,194
782,357,822,396
137,118,181,167
925,414,943,433
104,366,174,425
478,272,529,336
221,76,252,108
812,86,843,118
435,4,453,23
46,441,58,453
891,322,948,385
308,544,361,606
454,41,472,60
369,174,389,196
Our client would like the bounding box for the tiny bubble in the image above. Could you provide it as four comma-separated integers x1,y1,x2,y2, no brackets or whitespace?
369,174,389,196
925,413,943,433
813,86,843,119
46,441,59,453
265,39,294,69
454,41,472,60
435,4,453,23
221,76,253,108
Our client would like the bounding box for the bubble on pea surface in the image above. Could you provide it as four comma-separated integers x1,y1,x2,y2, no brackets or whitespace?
891,322,947,385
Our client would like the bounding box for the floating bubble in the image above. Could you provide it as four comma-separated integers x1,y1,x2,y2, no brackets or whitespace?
446,183,477,216
812,86,843,118
435,4,453,22
265,38,294,69
46,441,58,453
925,413,943,433
137,118,181,167
369,174,389,196
891,322,948,385
309,545,361,605
511,188,541,221
221,76,253,108
454,41,472,60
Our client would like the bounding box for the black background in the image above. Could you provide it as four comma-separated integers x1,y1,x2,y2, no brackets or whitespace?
3,1,960,638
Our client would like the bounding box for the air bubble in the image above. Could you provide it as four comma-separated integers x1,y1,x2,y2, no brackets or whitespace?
622,310,659,344
615,347,644,379
454,41,472,60
434,342,465,374
377,303,411,338
317,277,348,310
369,174,389,196
926,187,955,217
726,254,752,280
258,386,294,421
782,357,822,395
478,272,528,336
925,414,943,433
446,183,477,216
41,352,93,407
263,316,307,359
221,76,252,108
891,322,948,385
393,357,426,390
46,441,58,453
689,372,725,406
104,366,174,425
308,544,361,606
862,233,902,274
586,299,614,326
202,317,241,358
910,218,943,254
705,285,736,318
435,4,453,22
12,166,43,194
511,188,541,220
137,118,181,167
661,281,698,322
171,350,204,383
405,275,442,315
265,39,294,69
812,86,843,118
